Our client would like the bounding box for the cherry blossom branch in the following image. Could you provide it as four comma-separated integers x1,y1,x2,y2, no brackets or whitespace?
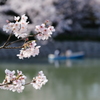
0,69,48,93
24,82,31,85
0,83,9,86
3,46,23,49
0,32,12,49
0,46,23,49
0,82,31,86
0,14,55,93
6,33,39,46
1,14,55,58
0,33,40,49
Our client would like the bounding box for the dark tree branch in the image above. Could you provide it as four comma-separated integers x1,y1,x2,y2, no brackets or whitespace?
0,33,39,49
3,32,12,47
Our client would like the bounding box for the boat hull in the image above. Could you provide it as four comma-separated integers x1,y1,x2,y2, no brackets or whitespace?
48,52,84,60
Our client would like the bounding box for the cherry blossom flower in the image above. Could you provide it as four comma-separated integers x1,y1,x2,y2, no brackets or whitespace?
1,14,53,93
35,23,55,40
0,69,26,93
14,16,20,21
3,22,14,33
17,41,41,59
0,69,48,93
31,71,48,89
3,15,55,59
3,14,29,38
4,69,16,83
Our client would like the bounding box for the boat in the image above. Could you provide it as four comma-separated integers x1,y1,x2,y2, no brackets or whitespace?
48,51,84,60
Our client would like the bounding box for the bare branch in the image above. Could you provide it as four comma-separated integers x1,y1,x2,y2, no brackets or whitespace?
0,82,31,86
3,46,23,49
24,82,31,85
0,33,39,49
3,32,12,47
6,33,39,46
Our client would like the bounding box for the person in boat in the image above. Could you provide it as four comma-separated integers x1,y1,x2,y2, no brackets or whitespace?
65,49,72,57
54,48,61,57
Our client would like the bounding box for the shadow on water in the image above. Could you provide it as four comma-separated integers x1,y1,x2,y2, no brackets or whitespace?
0,58,100,100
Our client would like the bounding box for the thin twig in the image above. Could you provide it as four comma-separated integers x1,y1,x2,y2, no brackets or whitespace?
0,33,39,49
0,82,31,86
3,46,23,49
0,46,4,49
0,83,11,86
3,32,12,47
24,82,31,85
6,33,39,46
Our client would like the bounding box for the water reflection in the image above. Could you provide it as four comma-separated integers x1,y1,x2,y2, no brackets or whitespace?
48,58,100,68
0,58,100,100
48,58,81,67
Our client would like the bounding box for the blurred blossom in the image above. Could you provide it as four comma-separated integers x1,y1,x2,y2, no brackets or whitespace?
31,71,48,89
0,0,100,36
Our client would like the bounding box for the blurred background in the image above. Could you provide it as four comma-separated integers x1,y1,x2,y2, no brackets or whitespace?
0,0,100,100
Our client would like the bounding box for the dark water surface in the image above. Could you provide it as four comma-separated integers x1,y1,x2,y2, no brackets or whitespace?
0,58,100,100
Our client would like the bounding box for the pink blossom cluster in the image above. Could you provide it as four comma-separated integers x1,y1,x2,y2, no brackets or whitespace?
0,69,48,93
31,71,48,89
0,69,26,93
35,23,55,40
2,14,55,59
17,41,40,59
3,14,29,38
